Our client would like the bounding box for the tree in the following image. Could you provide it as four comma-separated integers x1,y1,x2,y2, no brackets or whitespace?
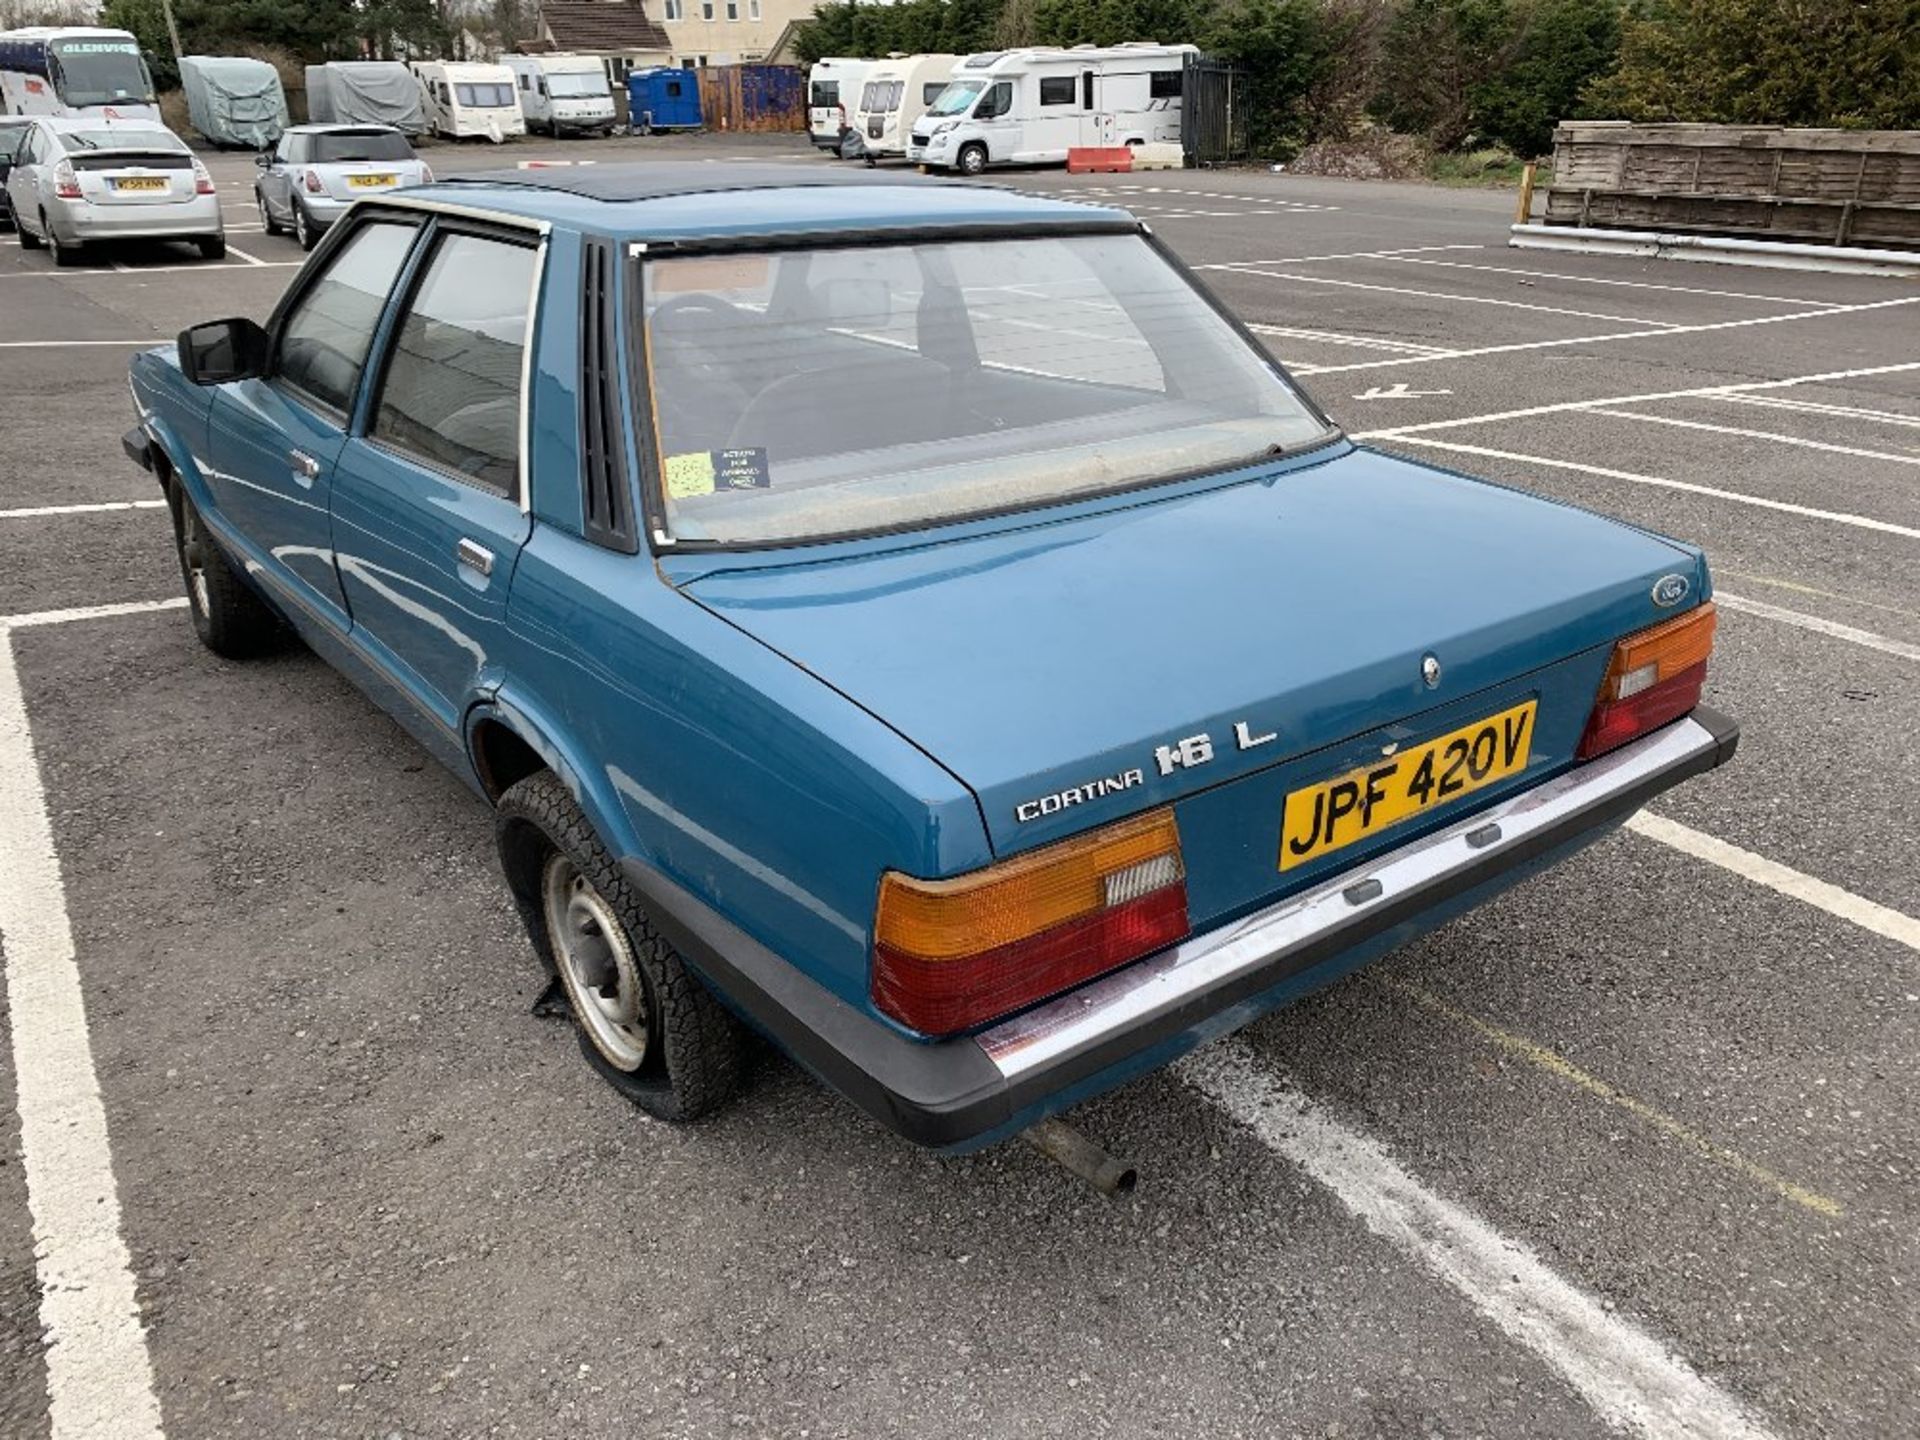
1584,0,1919,130
1473,0,1620,156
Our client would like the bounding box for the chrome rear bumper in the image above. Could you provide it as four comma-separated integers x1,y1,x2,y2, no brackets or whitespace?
978,714,1728,1081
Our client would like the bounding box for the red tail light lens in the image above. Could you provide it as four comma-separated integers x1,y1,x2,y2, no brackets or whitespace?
1577,602,1717,759
420,162,433,183
873,810,1189,1035
303,168,323,194
53,160,81,199
193,160,215,195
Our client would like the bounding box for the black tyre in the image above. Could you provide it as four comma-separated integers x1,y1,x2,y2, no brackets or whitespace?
257,192,282,236
293,202,316,251
170,485,281,657
18,211,43,248
46,214,82,266
956,142,987,176
496,770,746,1123
197,233,226,261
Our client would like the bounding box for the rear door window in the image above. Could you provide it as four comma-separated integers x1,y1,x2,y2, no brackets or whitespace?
273,220,420,416
370,231,538,497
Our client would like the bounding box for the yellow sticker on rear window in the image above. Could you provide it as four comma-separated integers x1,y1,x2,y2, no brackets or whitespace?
663,451,715,499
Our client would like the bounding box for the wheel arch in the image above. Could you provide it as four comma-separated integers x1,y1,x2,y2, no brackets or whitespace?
465,695,644,860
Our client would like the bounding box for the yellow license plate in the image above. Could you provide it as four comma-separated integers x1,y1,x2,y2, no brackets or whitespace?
1279,700,1537,871
113,177,167,192
347,174,396,188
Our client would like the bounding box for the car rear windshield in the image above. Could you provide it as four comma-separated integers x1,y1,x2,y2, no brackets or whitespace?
641,233,1333,547
312,130,413,162
57,126,186,153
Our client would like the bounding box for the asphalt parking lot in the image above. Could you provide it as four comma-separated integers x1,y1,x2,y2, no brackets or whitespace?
2,128,1917,1440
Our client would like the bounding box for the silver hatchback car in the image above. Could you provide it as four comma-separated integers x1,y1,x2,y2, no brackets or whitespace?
6,117,223,265
255,124,432,251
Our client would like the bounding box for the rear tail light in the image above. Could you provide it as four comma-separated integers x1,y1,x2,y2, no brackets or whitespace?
419,162,433,183
1577,602,1717,759
193,159,215,195
303,168,323,194
873,809,1189,1035
52,160,81,199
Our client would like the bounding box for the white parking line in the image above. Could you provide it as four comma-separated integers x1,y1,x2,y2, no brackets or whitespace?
1200,244,1487,267
1214,265,1676,327
0,500,167,521
1387,256,1846,308
1627,813,1920,954
1717,592,1920,663
1249,324,1452,356
1353,359,1920,440
1714,394,1920,431
5,598,187,630
224,243,269,268
1297,295,1920,376
1372,436,1920,541
1182,1039,1779,1440
0,620,166,1439
1590,408,1920,468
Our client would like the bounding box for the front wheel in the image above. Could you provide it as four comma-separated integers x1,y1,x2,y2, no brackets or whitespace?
171,486,282,657
18,210,44,249
496,771,746,1123
257,192,282,235
956,142,988,177
293,203,316,252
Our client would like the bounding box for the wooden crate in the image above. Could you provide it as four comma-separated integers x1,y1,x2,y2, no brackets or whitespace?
1541,122,1920,249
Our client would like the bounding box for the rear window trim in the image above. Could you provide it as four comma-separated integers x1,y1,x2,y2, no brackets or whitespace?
627,226,1343,555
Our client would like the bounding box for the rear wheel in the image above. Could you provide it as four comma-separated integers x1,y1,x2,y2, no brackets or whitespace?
293,202,316,252
45,213,82,267
171,486,281,657
197,233,226,261
956,142,988,177
496,770,746,1123
257,192,282,236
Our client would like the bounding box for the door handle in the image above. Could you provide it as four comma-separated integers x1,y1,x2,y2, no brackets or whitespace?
456,537,495,577
289,449,320,486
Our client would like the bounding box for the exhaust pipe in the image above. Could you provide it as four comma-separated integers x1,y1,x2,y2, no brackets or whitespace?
1022,1117,1137,1196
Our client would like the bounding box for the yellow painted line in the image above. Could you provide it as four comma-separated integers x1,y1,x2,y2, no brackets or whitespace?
1714,569,1920,625
1380,976,1843,1218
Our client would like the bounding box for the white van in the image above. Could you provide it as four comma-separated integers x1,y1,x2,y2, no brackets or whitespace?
502,54,615,136
807,57,872,152
909,43,1197,175
850,54,957,162
412,61,527,141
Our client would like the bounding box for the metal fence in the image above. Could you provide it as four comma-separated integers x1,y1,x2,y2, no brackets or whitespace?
1181,55,1247,169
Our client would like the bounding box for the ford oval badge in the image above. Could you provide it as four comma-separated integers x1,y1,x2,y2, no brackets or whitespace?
1652,574,1691,608
1421,654,1442,688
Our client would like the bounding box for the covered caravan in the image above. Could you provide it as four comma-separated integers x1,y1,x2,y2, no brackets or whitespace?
304,61,426,135
627,67,700,132
179,55,287,148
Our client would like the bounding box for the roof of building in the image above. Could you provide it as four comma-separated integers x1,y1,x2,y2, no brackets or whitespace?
537,2,669,55
418,163,1136,241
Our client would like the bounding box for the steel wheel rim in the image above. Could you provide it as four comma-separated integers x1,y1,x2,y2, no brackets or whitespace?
179,506,211,615
542,852,649,1071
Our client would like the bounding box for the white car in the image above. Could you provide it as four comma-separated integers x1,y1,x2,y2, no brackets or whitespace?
255,123,432,251
7,116,222,264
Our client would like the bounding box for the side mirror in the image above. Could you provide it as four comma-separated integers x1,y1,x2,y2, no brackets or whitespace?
178,317,270,386
255,150,270,168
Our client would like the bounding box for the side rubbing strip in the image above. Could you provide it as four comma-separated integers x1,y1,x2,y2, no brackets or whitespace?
580,237,639,554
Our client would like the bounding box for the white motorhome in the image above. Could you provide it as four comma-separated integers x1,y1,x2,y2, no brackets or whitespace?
909,43,1197,175
850,54,957,162
501,54,615,136
806,57,872,151
412,61,526,141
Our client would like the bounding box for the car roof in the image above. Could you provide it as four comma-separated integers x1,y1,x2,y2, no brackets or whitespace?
415,163,1135,243
37,116,175,133
284,123,403,134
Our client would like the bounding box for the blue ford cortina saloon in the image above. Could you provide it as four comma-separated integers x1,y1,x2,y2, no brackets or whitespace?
122,166,1736,1150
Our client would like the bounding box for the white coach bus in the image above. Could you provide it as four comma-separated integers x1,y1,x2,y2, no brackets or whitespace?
0,26,161,123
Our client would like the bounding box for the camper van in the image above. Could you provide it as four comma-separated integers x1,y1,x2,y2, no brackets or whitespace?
502,54,615,136
909,43,1197,175
412,61,526,141
850,53,957,162
806,57,872,151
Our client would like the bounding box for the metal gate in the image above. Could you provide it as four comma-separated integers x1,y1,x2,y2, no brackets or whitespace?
1181,55,1247,168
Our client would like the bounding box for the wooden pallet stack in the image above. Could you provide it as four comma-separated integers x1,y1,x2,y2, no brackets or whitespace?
1541,121,1920,250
